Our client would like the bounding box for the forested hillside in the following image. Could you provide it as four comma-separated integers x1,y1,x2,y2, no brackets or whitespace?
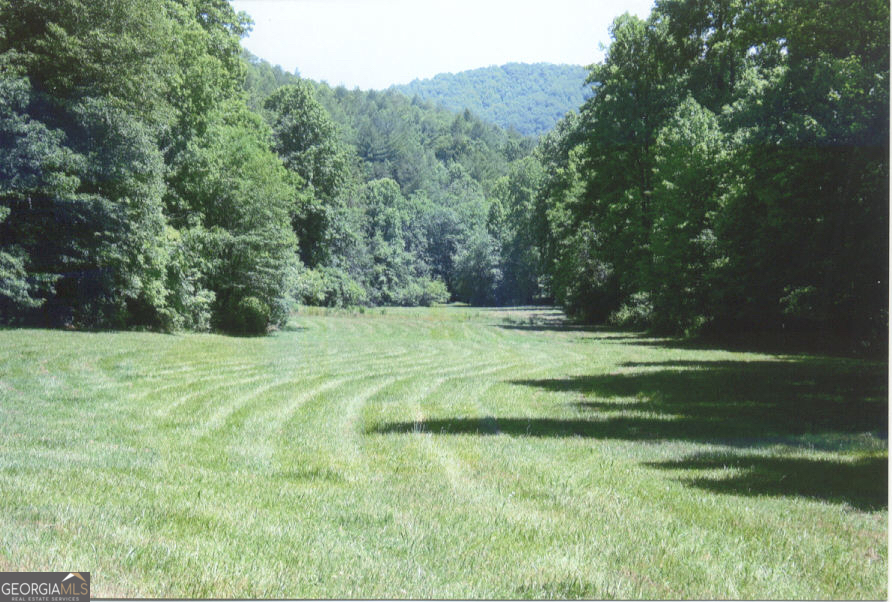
242,52,539,308
0,0,887,351
393,63,592,136
0,0,540,337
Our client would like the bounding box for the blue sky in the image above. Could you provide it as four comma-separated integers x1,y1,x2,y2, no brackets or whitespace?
230,0,656,90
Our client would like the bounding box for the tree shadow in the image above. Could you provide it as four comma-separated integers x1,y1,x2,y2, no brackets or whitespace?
495,314,648,336
371,416,645,437
370,359,887,444
368,357,887,509
644,453,887,511
497,323,616,333
606,331,888,360
513,359,887,444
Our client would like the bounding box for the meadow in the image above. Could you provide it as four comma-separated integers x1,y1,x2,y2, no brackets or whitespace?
0,306,886,598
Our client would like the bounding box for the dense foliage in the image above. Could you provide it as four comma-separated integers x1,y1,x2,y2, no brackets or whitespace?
242,53,542,308
525,0,889,350
0,3,542,334
1,0,886,349
0,0,300,334
393,63,592,136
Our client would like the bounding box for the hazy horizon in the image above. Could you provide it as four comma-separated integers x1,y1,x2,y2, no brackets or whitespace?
230,0,656,90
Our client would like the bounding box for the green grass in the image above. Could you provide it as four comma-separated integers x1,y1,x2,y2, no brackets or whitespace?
0,306,886,598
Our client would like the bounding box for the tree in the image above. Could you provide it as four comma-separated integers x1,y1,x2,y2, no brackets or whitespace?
360,179,425,305
172,104,300,331
0,73,172,327
0,0,301,333
488,156,545,304
264,83,351,267
452,229,502,306
533,0,888,349
648,96,727,333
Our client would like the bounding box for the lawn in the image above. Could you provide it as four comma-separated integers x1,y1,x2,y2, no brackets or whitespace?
0,306,886,598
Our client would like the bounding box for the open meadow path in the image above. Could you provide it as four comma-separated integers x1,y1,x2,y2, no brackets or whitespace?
0,306,886,598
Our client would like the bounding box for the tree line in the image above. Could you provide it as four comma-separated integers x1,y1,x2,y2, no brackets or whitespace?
527,0,888,349
0,0,537,333
1,0,887,348
244,52,541,309
1,0,300,333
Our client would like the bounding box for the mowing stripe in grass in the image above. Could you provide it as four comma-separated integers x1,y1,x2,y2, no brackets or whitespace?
0,307,885,598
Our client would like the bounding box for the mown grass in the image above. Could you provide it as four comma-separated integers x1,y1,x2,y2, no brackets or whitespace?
0,306,886,598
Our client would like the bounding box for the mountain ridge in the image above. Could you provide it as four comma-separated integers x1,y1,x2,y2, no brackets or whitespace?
391,62,593,136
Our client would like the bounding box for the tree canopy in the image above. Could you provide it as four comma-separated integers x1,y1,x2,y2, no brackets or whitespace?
1,0,886,350
531,0,888,350
393,63,593,136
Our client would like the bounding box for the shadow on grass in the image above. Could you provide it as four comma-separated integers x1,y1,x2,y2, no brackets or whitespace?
644,453,887,511
497,323,610,333
516,360,887,442
494,308,887,359
369,357,888,508
496,321,653,338
373,359,886,443
608,330,887,360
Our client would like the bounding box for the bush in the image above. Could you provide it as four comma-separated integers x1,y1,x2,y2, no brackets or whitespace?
227,296,270,335
387,277,451,307
293,268,329,306
607,292,654,330
451,230,502,306
294,266,368,307
390,281,424,307
420,278,450,306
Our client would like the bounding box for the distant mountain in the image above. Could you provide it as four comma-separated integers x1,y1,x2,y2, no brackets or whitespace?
392,63,593,136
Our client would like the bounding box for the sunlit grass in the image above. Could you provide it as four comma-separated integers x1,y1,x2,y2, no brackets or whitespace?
0,306,886,598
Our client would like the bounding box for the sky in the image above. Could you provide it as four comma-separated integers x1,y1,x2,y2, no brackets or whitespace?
230,0,656,90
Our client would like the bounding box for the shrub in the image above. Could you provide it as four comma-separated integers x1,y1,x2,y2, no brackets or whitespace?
294,266,368,307
608,292,654,330
419,279,450,306
228,296,270,335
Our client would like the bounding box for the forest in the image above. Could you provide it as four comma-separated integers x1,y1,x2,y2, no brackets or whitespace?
0,2,887,597
0,0,888,350
392,63,592,136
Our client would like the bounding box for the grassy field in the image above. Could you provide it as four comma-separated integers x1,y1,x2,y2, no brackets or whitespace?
0,306,886,598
